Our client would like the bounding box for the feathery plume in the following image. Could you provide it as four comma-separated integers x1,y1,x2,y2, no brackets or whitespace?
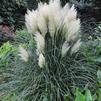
48,0,61,37
38,53,45,68
18,46,29,62
49,0,61,12
25,9,38,34
61,41,70,57
65,19,80,41
66,5,77,21
34,32,45,54
63,5,79,39
60,3,70,21
38,2,49,20
37,11,47,37
37,2,49,36
71,39,81,54
48,16,56,37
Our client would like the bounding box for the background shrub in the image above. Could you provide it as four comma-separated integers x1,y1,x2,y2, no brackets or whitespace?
0,0,27,27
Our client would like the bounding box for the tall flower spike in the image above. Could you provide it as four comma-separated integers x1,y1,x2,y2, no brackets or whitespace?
48,0,61,37
66,5,77,21
48,15,56,37
25,9,38,34
63,5,79,40
18,46,29,62
71,39,82,54
56,3,70,27
66,19,80,41
49,0,61,12
38,2,49,20
37,8,48,37
60,3,70,21
34,32,45,54
38,53,45,68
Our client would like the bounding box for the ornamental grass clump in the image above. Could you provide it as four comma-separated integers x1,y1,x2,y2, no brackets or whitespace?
25,0,81,68
0,0,97,101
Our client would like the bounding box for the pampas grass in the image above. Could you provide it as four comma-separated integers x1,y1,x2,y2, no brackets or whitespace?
0,0,97,101
18,45,29,62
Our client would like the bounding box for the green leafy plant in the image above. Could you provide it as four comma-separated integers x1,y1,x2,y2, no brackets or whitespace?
0,42,16,68
0,93,28,101
73,70,101,101
75,89,93,101
65,71,101,101
80,23,101,66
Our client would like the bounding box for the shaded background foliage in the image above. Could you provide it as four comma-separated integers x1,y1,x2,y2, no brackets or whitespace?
0,0,100,38
0,0,101,46
0,0,101,26
0,0,27,27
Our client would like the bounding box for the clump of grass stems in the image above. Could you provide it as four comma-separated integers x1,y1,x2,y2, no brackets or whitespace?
0,0,97,101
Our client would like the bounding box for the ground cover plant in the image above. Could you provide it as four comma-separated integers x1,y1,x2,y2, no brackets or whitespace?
0,42,16,69
0,0,98,101
0,93,28,101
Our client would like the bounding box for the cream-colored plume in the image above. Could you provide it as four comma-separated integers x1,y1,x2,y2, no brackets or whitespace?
48,0,61,37
18,46,29,62
62,41,70,57
71,39,82,54
37,12,47,37
34,32,45,54
38,2,49,20
25,0,80,40
66,19,80,41
25,9,38,34
38,53,45,68
37,3,49,37
66,5,77,21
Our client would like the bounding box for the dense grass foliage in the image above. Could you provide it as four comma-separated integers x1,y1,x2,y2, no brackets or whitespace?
0,1,98,101
0,25,101,100
0,0,101,101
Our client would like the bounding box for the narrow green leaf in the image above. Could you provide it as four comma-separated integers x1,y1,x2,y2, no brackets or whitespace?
85,90,93,101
